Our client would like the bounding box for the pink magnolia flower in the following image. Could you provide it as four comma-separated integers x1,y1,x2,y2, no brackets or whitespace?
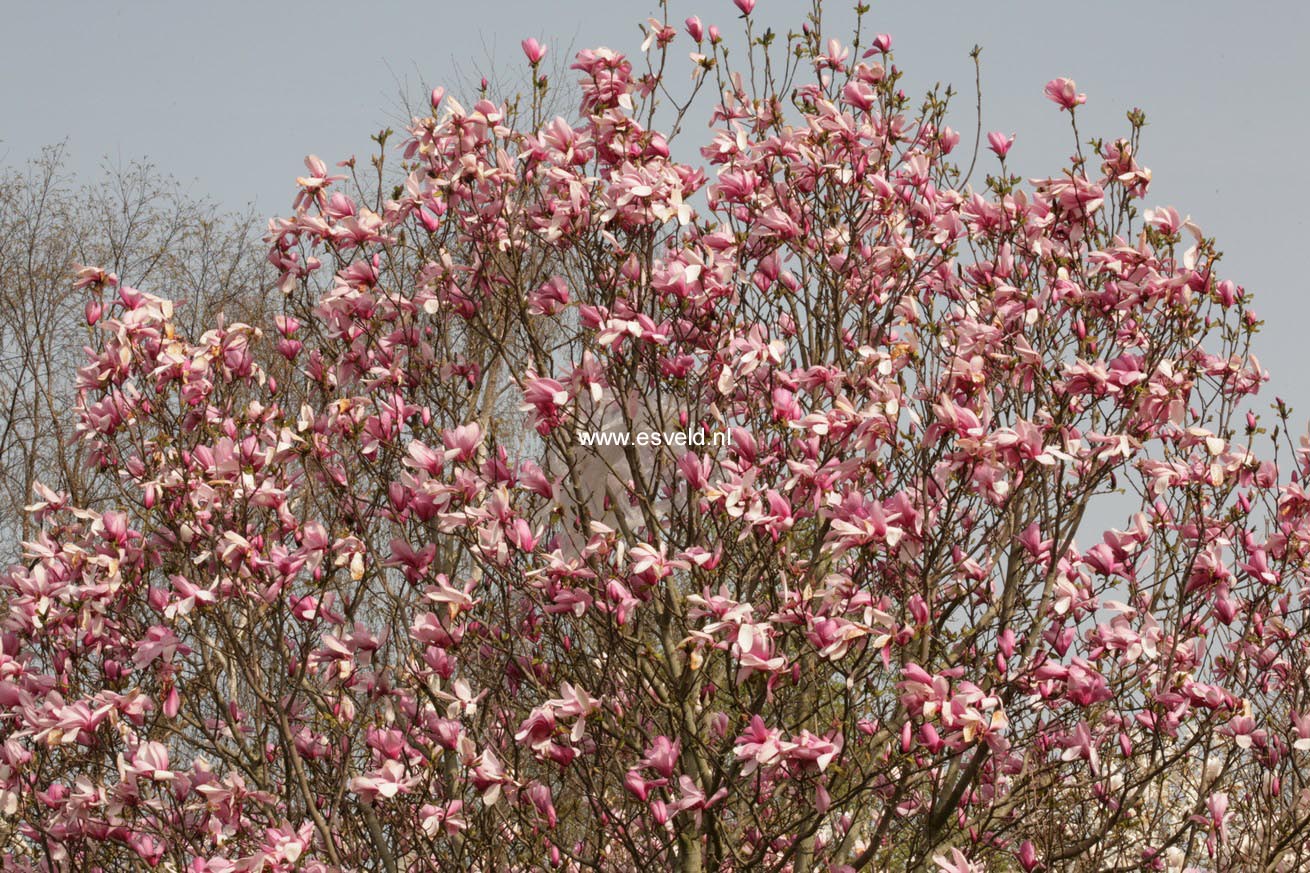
548,682,599,739
685,16,704,41
526,783,558,829
1206,792,1230,844
72,264,117,290
420,800,467,837
623,769,665,801
671,774,729,825
348,759,412,801
292,154,345,211
1044,77,1086,110
734,715,790,774
641,735,681,778
127,741,173,783
1060,721,1101,774
933,847,983,873
521,38,548,65
733,0,756,15
261,822,314,866
986,131,1015,158
820,38,850,70
528,276,569,315
515,706,558,753
843,80,876,112
442,422,483,461
1016,841,1040,872
863,33,893,56
938,125,961,153
786,729,843,773
1292,710,1310,751
522,375,570,432
133,625,186,668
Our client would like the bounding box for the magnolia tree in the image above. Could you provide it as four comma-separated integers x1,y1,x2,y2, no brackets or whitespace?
4,3,1309,871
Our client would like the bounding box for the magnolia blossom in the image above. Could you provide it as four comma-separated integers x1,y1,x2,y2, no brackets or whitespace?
521,37,547,65
986,130,1015,158
1044,76,1087,110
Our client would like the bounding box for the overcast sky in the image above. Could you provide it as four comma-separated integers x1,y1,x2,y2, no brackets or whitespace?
4,0,1308,425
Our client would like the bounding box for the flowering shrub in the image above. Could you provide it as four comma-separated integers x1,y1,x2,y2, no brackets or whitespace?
1,4,1304,871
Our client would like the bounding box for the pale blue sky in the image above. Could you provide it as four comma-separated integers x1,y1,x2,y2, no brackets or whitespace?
3,0,1308,423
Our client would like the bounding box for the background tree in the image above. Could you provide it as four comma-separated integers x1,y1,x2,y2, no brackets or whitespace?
2,3,1307,871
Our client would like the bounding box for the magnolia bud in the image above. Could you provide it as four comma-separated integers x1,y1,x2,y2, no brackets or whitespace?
1017,840,1039,871
163,686,181,718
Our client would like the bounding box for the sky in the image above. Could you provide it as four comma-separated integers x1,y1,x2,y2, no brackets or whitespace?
3,0,1309,426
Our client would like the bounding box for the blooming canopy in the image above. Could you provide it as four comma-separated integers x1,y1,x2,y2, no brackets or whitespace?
0,4,1305,872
